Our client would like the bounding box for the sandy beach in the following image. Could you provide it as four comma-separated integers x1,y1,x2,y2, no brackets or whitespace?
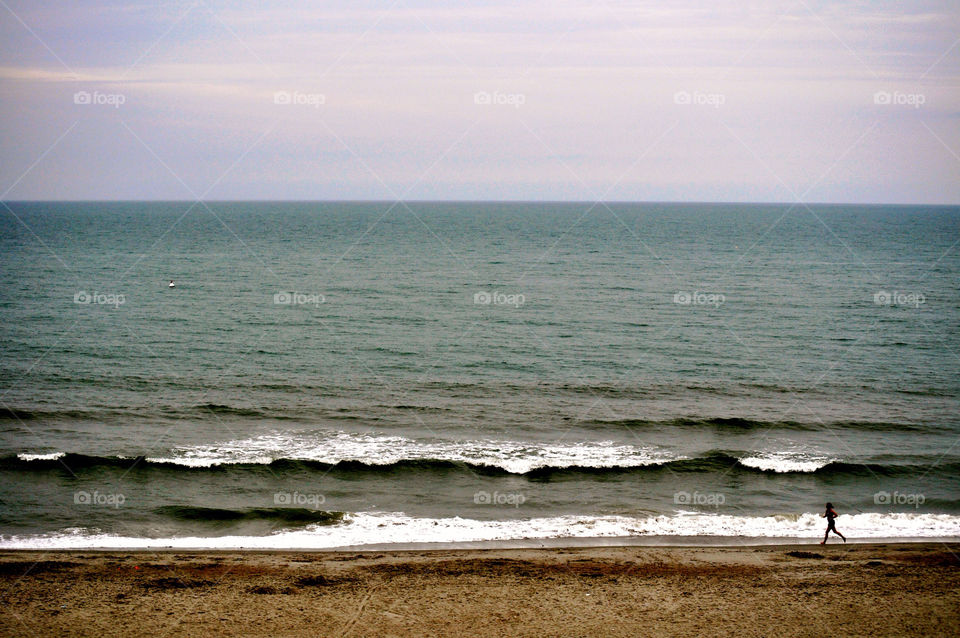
1,543,957,637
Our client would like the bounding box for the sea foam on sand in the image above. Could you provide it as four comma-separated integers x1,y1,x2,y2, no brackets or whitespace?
2,511,959,550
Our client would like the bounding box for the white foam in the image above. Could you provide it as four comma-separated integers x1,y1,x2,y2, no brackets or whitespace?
739,454,833,473
144,454,274,468
2,511,958,550
147,431,677,473
16,452,65,461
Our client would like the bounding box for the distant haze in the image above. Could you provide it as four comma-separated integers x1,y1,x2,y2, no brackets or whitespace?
1,1,958,204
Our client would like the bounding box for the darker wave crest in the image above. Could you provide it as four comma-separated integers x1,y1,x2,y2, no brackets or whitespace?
2,404,942,435
188,404,271,418
0,408,122,421
0,404,287,421
585,417,933,433
812,460,957,478
1,453,143,470
154,506,343,526
4,451,956,479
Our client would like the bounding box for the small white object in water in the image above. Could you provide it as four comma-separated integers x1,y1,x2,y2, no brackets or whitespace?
168,280,175,288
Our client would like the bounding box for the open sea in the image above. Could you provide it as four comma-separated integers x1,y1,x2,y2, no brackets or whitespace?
1,201,958,548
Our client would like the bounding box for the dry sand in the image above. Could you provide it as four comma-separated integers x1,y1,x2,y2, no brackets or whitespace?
1,543,958,637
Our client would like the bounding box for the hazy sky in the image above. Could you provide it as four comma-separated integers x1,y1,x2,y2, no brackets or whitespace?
1,0,958,203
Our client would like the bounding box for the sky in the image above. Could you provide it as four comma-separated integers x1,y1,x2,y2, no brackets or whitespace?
1,0,958,204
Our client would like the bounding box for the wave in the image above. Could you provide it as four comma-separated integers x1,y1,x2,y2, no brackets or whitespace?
2,511,959,549
16,452,66,462
154,506,343,526
6,453,145,470
379,404,451,413
142,432,676,473
1,405,943,434
0,404,284,421
585,417,934,433
185,404,272,418
893,388,954,397
738,454,835,473
5,449,956,479
0,408,124,421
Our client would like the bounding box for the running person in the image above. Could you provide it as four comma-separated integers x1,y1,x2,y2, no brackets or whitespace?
820,502,846,544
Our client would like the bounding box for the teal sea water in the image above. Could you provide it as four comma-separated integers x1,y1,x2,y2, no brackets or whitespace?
0,201,958,548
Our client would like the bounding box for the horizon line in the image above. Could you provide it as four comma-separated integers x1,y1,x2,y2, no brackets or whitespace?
4,199,960,207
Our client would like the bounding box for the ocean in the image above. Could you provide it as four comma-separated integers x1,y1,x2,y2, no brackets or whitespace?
1,201,958,548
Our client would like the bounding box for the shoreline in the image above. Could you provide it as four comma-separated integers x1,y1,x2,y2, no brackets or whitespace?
3,534,960,552
6,510,958,550
2,543,958,636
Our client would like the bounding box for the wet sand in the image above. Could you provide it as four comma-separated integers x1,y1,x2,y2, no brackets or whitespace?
1,543,957,637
